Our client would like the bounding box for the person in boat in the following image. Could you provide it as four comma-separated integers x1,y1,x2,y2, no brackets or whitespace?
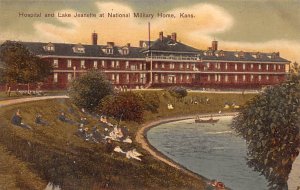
11,109,32,130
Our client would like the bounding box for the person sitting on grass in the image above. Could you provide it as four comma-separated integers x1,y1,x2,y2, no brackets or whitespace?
58,112,76,125
35,113,48,126
11,109,32,130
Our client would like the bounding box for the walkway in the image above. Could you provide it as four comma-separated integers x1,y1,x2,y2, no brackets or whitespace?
0,95,69,108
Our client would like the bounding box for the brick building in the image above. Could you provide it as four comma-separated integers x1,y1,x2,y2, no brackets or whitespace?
17,31,290,90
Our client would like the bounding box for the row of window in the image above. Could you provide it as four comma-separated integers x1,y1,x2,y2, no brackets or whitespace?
207,74,278,82
206,63,282,71
53,59,146,70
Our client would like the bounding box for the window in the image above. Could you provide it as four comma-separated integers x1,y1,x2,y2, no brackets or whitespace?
251,64,253,70
111,74,115,81
208,75,210,82
243,64,245,70
258,75,261,81
44,43,55,52
235,64,237,71
116,61,120,68
73,44,85,53
273,64,276,70
251,75,254,81
186,63,190,69
111,61,115,68
180,74,183,82
93,61,98,69
161,63,165,69
161,74,165,83
266,64,269,71
139,63,143,70
266,75,269,81
225,75,228,82
225,63,228,70
53,59,58,68
126,61,129,69
101,60,105,68
155,63,158,69
186,75,190,80
180,63,183,69
80,60,85,69
243,75,246,82
259,64,261,70
116,74,119,84
192,64,196,70
126,74,130,83
278,65,281,70
234,75,238,82
154,74,158,83
53,73,58,83
67,73,73,82
170,63,175,69
67,60,72,68
106,48,113,54
215,74,218,82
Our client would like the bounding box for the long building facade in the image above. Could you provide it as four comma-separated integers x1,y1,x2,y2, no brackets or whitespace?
18,32,290,90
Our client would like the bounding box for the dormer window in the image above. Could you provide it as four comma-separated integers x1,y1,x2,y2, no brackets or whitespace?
73,44,85,53
271,52,279,59
119,47,129,55
253,52,262,59
44,43,55,52
106,48,113,54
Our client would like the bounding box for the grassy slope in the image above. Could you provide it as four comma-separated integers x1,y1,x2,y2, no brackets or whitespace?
0,91,256,190
0,90,67,101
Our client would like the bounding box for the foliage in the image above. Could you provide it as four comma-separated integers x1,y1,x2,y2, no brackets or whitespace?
290,62,299,75
99,91,145,123
0,41,52,85
137,91,160,113
68,70,114,112
231,77,300,190
168,86,188,99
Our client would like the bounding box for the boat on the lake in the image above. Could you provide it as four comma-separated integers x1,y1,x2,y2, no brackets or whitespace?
195,115,219,124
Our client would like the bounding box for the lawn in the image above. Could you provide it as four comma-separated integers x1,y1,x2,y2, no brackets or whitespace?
0,90,256,190
0,90,67,101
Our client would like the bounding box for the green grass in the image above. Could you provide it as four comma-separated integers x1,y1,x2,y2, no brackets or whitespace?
0,91,256,190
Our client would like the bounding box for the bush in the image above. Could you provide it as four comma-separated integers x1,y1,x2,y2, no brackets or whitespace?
99,91,144,123
168,86,188,99
138,92,160,113
231,77,300,189
68,70,113,112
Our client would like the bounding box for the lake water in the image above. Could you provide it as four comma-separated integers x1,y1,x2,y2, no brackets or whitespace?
147,116,269,190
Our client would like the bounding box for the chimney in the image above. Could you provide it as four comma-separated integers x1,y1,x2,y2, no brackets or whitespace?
92,32,98,45
171,32,177,42
212,40,218,51
167,35,171,39
107,42,115,47
159,31,163,41
127,43,130,47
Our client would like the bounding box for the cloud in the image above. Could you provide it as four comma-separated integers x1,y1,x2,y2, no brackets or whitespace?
1,2,299,63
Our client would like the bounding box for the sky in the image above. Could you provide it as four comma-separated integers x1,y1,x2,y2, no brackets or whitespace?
0,0,300,63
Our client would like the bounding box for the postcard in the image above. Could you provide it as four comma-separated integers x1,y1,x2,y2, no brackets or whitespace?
0,1,299,190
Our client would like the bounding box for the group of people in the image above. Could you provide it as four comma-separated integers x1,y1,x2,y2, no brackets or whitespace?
10,107,142,162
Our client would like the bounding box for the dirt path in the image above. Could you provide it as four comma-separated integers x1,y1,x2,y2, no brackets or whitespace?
0,95,69,108
135,113,238,183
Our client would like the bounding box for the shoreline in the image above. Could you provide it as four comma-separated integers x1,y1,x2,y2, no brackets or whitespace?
135,112,238,187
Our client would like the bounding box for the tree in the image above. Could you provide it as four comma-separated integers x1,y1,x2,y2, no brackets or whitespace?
231,77,300,190
0,41,52,90
290,62,299,75
68,70,114,112
99,91,144,123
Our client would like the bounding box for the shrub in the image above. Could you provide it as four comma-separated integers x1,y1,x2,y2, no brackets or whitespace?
168,86,188,99
68,70,113,112
231,77,300,189
99,91,144,123
138,92,160,113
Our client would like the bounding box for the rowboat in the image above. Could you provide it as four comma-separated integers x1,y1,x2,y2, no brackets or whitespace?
195,116,219,124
